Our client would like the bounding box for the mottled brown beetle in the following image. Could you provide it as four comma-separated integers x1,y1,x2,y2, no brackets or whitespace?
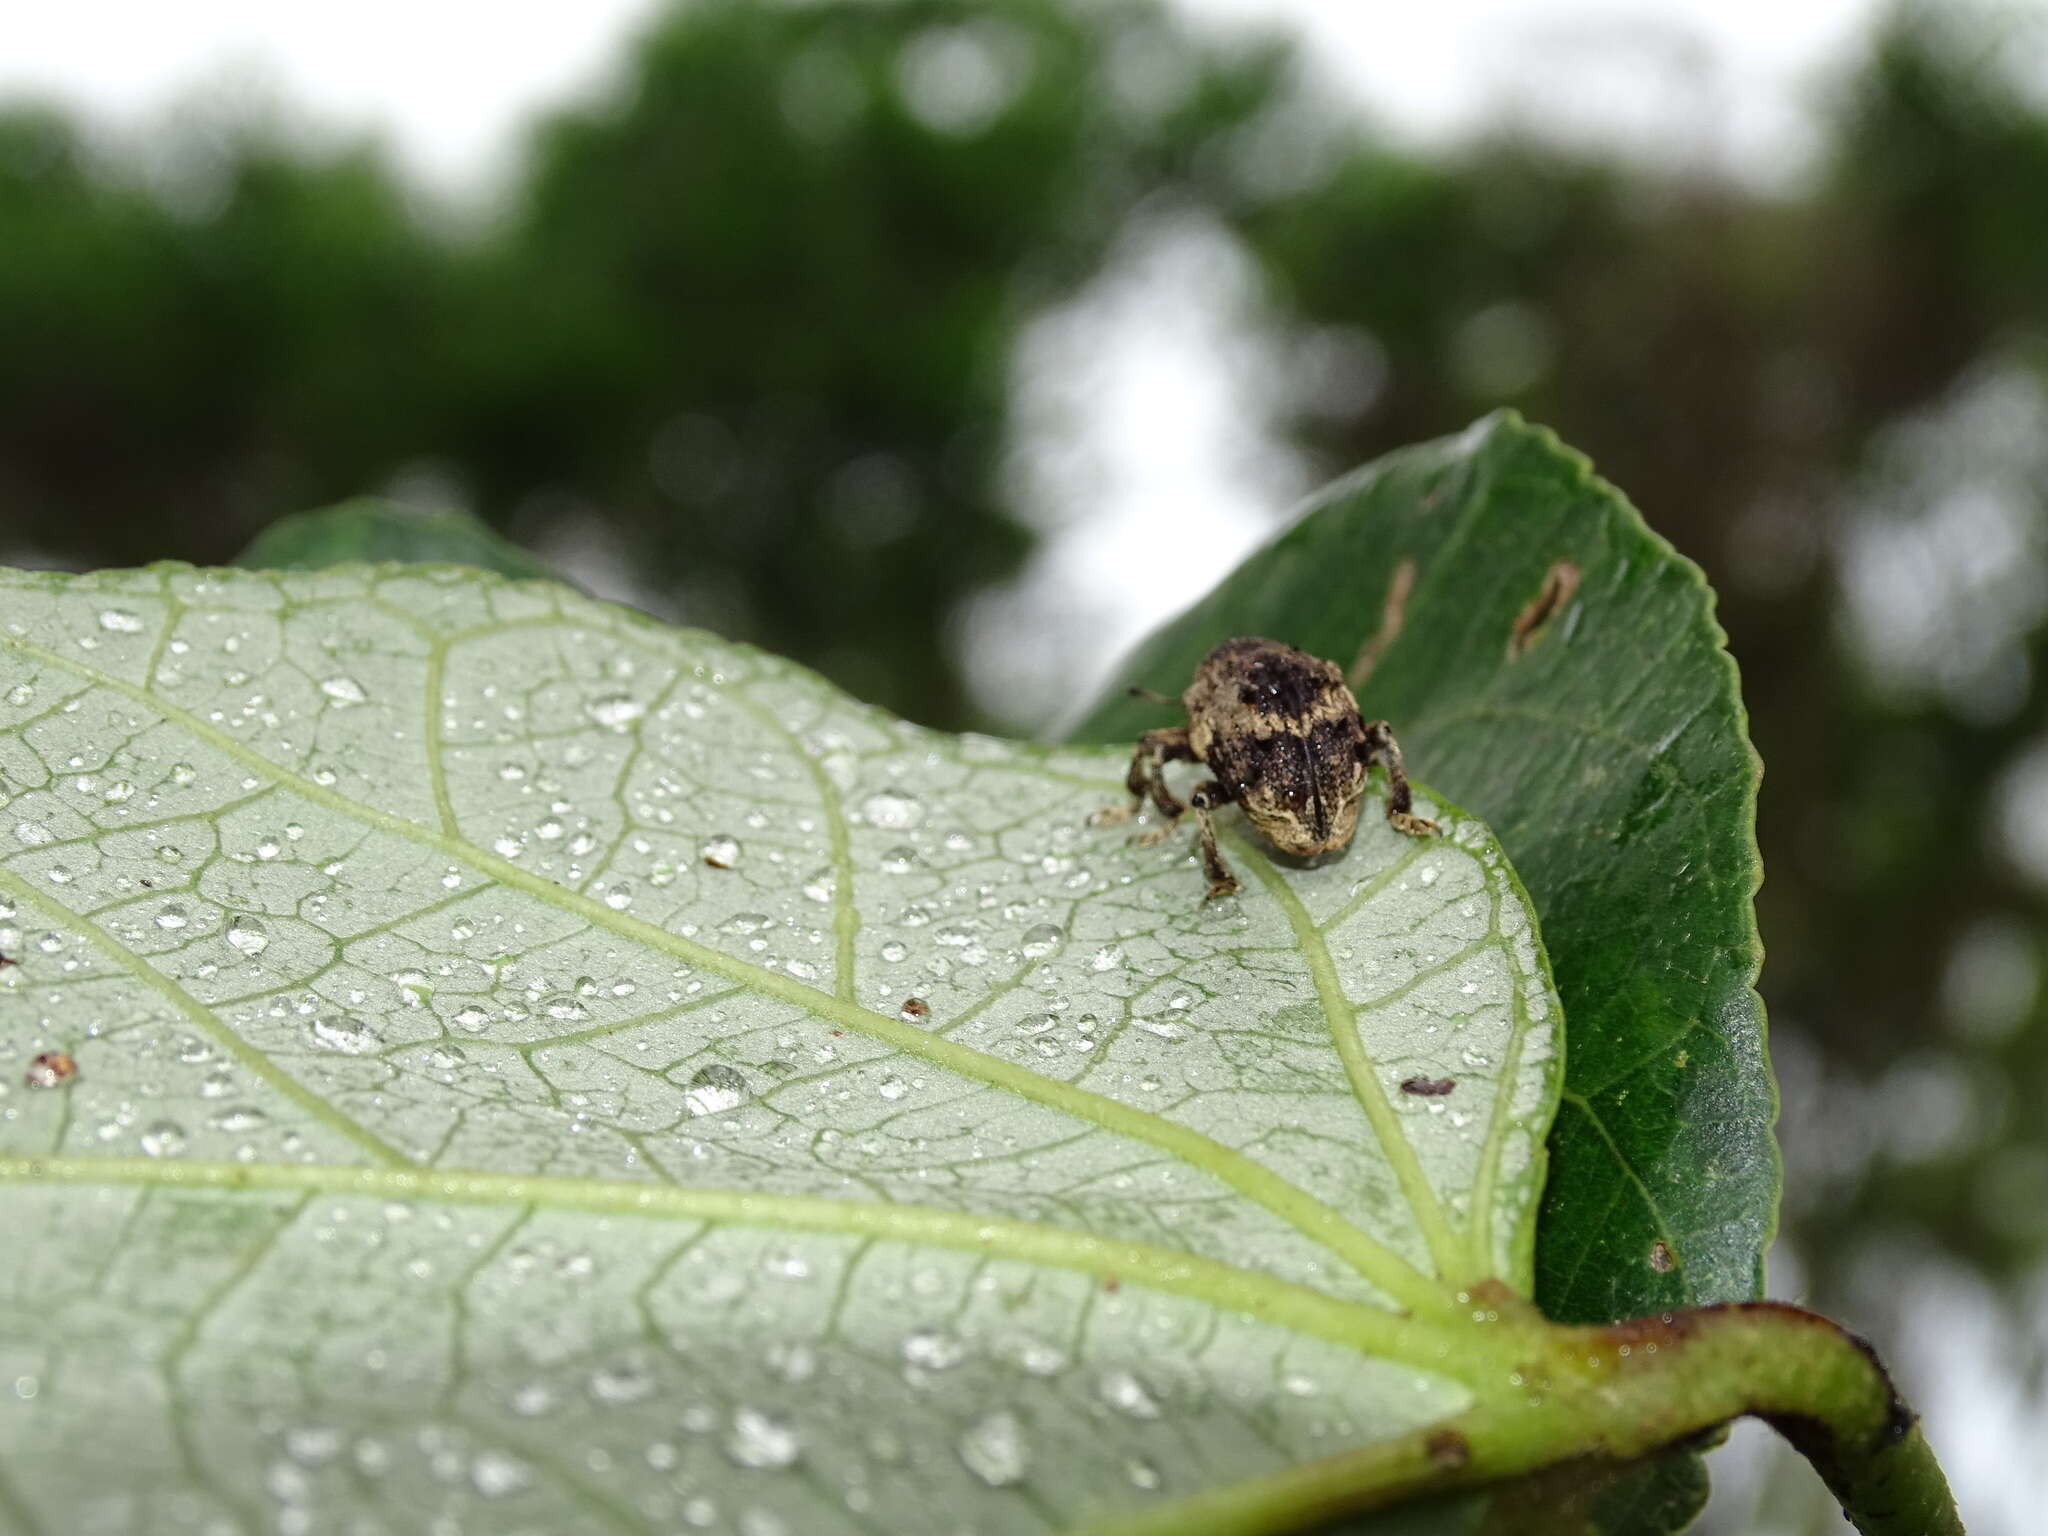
1094,636,1436,900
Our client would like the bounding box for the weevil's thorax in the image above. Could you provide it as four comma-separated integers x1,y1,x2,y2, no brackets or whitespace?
1184,637,1369,857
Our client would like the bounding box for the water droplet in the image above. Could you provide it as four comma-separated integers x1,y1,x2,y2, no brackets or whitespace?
169,762,196,786
453,1005,491,1033
1125,1456,1162,1491
879,940,907,963
1135,1019,1186,1042
588,694,644,729
723,1408,800,1469
470,1450,530,1498
509,1382,554,1417
701,835,742,869
154,904,190,931
220,913,270,957
1020,923,1065,957
139,1120,187,1158
957,1410,1030,1487
284,1426,343,1466
209,1106,267,1133
543,994,590,1023
588,1363,655,1405
1099,1370,1162,1418
11,822,50,847
876,1074,911,1101
861,790,924,831
603,884,634,911
685,1064,749,1116
97,609,145,634
319,676,368,706
310,1015,379,1055
4,683,32,706
901,1328,965,1370
1089,944,1124,973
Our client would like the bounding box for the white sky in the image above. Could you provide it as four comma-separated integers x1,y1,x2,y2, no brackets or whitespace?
0,0,1883,193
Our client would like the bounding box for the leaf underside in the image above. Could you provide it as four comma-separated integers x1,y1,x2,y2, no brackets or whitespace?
0,564,1563,1534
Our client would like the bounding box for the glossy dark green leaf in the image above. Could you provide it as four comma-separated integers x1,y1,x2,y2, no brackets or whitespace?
1069,410,1775,1326
236,499,561,584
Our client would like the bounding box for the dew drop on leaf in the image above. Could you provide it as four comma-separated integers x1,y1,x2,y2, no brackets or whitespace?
469,1450,530,1498
96,609,145,634
722,1409,800,1470
861,791,923,830
685,1064,749,1116
319,676,368,706
138,1121,186,1158
956,1410,1030,1487
588,1363,655,1405
900,1329,966,1370
701,835,742,869
309,1015,380,1055
588,694,644,729
1098,1370,1162,1418
225,915,269,956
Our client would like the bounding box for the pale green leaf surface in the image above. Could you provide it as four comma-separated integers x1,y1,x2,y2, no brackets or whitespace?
0,566,1561,1535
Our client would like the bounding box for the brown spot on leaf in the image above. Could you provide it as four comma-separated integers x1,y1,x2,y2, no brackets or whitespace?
1348,559,1417,687
1400,1075,1456,1096
899,998,930,1020
1648,1240,1675,1273
1508,561,1581,659
1425,1428,1470,1469
25,1051,76,1089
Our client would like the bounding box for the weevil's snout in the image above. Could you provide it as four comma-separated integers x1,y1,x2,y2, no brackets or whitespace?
1245,793,1360,859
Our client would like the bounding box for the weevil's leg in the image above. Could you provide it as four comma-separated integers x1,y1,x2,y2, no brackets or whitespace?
1188,781,1238,901
1361,720,1438,836
1093,727,1194,830
1127,686,1179,705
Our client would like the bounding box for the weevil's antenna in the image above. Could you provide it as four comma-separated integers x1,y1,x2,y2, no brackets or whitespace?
1127,686,1178,706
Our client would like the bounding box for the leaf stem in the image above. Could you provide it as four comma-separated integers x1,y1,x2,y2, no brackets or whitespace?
1083,1295,1963,1536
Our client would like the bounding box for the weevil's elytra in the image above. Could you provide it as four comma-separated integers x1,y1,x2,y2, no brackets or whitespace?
1093,636,1437,901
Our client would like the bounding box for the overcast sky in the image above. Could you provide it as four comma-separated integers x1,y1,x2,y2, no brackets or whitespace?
2,0,1883,191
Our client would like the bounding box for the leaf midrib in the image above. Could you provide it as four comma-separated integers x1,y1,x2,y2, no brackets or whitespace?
0,617,1449,1317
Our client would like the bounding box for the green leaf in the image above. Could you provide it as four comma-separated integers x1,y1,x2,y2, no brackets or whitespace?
1068,412,1776,1329
236,499,561,584
0,563,1567,1533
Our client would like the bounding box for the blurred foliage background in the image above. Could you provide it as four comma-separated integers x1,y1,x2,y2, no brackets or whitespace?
2,0,2043,1527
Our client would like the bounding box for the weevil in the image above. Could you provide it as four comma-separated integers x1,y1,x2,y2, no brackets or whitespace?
1093,636,1436,900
